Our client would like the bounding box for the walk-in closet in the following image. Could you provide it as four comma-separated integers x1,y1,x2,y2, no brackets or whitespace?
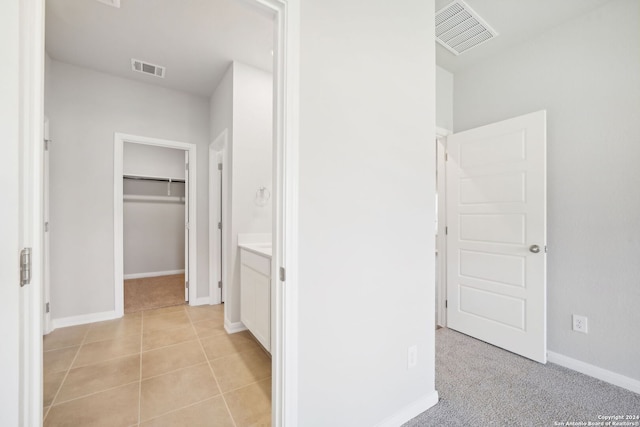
122,142,188,313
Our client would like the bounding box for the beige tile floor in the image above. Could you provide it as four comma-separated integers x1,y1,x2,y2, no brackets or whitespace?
43,304,271,427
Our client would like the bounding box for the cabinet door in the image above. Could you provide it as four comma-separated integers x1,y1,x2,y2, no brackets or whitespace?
254,274,271,351
240,264,256,331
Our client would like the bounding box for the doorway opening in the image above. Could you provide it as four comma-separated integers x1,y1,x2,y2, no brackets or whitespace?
114,134,198,316
36,0,299,424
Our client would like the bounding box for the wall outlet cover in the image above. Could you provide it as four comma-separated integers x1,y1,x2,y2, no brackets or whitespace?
572,314,588,334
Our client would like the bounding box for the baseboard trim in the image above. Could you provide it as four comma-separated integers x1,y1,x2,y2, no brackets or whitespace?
548,351,640,394
50,310,120,331
225,319,247,334
123,269,185,280
189,297,215,307
375,391,439,427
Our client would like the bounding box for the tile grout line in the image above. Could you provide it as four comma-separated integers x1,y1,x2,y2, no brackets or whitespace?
48,379,141,406
139,395,222,425
141,335,201,354
222,375,273,396
188,308,238,427
46,324,91,410
138,310,144,426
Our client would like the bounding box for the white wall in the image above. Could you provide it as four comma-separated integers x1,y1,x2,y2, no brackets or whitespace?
209,62,273,325
210,65,233,149
123,144,186,276
47,60,211,319
123,199,185,275
229,63,273,324
453,0,640,381
297,0,437,425
436,65,453,131
123,143,186,179
0,0,22,422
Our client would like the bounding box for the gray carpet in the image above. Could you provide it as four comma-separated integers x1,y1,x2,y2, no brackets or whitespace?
405,328,640,426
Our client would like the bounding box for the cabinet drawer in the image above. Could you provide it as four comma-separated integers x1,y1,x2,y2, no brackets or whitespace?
240,249,271,276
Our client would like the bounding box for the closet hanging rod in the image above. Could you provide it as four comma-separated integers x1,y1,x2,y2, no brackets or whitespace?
123,175,185,183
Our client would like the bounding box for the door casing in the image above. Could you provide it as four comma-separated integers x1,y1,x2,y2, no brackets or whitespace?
209,130,228,305
114,133,197,313
23,0,301,425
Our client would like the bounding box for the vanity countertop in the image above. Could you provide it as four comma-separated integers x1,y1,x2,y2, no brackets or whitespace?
238,243,272,258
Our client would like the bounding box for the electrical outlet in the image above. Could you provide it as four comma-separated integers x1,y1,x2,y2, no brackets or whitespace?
572,315,588,334
407,345,418,369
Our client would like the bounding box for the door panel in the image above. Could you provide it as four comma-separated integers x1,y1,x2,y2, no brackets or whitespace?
446,110,547,363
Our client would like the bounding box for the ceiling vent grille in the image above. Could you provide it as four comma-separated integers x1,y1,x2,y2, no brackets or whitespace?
131,59,165,78
436,0,498,56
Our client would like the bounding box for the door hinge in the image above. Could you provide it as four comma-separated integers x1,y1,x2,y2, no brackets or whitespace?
44,221,49,232
217,222,222,230
445,226,448,235
445,152,448,161
20,248,32,287
185,162,189,171
279,266,286,282
445,300,448,308
218,163,223,171
218,280,222,289
185,281,189,289
44,139,51,151
45,302,50,313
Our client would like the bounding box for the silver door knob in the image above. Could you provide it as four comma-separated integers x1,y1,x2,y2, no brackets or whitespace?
529,245,540,253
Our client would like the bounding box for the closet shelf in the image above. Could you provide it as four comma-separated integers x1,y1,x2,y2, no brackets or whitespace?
123,195,185,203
123,174,185,183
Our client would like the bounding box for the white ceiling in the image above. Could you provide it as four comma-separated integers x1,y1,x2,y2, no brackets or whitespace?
435,0,614,73
46,0,615,97
45,0,275,98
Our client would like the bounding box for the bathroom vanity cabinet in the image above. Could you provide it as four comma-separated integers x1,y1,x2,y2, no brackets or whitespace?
239,245,271,352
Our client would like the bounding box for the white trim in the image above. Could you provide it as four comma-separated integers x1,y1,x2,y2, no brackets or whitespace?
43,116,52,335
436,136,448,328
123,269,185,280
225,319,249,334
263,1,300,426
114,133,197,316
20,0,45,424
548,351,640,395
50,310,120,330
374,392,440,427
436,126,452,137
435,128,452,327
209,131,228,306
232,1,299,425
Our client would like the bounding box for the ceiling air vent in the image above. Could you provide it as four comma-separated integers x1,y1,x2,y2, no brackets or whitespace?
131,59,165,78
436,0,498,56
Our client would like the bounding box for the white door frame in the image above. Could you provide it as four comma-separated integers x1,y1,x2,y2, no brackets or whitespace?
435,127,450,327
23,0,300,424
253,0,300,425
43,117,52,334
114,133,198,315
209,130,228,305
14,0,45,424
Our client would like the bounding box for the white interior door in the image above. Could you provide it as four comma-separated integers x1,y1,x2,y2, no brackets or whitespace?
446,110,547,363
184,151,189,302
